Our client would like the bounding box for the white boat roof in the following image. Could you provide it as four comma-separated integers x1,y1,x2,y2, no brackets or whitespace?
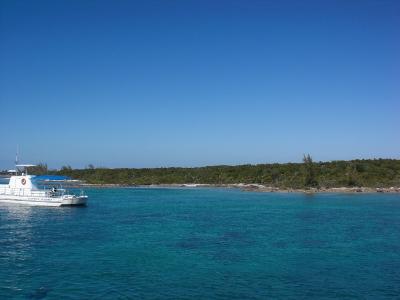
16,164,37,167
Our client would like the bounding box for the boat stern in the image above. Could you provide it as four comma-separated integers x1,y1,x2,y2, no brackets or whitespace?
61,195,88,206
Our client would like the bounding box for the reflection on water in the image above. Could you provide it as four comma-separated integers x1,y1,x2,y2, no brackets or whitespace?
0,204,36,254
1,202,36,219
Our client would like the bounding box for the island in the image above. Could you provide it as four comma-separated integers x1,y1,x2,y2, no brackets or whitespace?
4,157,398,194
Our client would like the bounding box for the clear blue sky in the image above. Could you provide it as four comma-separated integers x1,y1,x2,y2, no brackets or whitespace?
1,0,399,169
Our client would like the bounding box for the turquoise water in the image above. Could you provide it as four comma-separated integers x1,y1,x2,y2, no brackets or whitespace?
1,188,399,299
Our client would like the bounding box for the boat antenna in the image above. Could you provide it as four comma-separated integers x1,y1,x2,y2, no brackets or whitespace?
15,145,19,175
15,145,19,166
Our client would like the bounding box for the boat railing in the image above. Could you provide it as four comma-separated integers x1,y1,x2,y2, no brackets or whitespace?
47,188,66,197
0,186,66,198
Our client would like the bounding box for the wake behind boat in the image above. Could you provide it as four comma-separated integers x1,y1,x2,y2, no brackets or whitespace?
0,164,88,207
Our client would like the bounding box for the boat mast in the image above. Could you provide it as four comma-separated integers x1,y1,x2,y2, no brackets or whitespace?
15,145,19,175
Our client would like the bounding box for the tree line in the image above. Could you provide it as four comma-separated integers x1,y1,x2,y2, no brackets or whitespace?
2,157,399,188
53,157,399,188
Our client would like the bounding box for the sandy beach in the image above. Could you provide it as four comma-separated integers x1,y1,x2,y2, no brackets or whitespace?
79,183,400,194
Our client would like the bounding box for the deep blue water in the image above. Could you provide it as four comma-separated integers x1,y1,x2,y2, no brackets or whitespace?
1,188,399,299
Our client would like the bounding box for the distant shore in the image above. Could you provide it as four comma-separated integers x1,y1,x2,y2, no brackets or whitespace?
80,183,400,194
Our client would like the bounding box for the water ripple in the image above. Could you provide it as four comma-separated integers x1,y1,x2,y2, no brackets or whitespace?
1,189,399,299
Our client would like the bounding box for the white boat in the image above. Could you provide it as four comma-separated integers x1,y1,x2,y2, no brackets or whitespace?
0,164,88,207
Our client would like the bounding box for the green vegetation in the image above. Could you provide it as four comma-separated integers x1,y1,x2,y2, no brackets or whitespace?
303,154,318,187
49,158,400,188
1,158,398,188
28,163,48,175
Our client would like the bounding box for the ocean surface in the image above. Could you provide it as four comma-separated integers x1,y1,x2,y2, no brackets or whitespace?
0,188,399,299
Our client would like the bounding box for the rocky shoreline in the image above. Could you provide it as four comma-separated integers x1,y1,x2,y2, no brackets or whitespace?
79,183,400,193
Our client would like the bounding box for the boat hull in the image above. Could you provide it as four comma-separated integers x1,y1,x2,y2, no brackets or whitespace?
61,196,88,206
0,195,87,207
